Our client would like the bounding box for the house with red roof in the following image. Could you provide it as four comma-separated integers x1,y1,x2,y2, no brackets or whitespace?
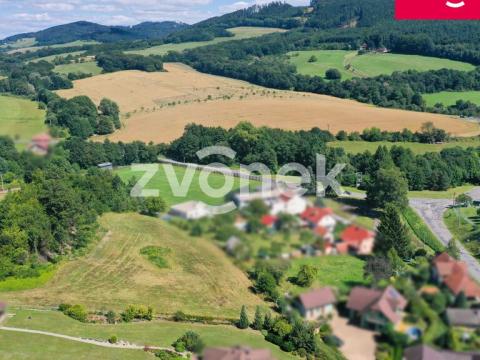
337,225,375,256
300,207,336,231
261,214,278,230
271,192,308,216
346,286,407,331
297,287,336,320
433,253,480,300
28,133,52,155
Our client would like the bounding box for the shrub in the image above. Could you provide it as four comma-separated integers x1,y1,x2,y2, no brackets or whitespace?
173,331,205,353
108,335,118,344
121,305,154,322
325,68,341,80
61,304,88,323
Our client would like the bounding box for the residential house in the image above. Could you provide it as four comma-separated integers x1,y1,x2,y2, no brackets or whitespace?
346,286,407,331
300,207,336,231
193,346,276,360
234,215,248,232
297,287,336,320
169,201,211,220
403,344,480,360
261,214,278,230
28,133,52,155
337,225,375,256
433,253,480,301
270,192,308,216
446,308,480,329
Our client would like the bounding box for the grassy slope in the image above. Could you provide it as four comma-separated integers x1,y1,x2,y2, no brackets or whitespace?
0,213,266,317
328,139,480,155
127,27,285,56
0,95,47,149
444,207,480,261
0,332,152,360
423,91,480,107
54,61,102,75
4,309,295,360
7,40,99,54
289,50,474,79
30,50,86,63
115,165,258,206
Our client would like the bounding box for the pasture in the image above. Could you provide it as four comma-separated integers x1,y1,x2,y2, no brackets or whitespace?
4,309,295,360
289,50,474,79
55,63,479,144
0,95,47,149
54,61,102,75
115,164,257,206
127,27,286,56
0,213,266,317
328,138,480,155
423,91,480,107
30,50,85,63
7,40,99,54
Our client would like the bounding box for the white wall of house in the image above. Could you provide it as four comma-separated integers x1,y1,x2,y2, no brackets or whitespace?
302,304,335,321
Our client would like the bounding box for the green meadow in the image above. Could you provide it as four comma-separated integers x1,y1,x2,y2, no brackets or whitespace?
115,164,258,206
289,50,474,79
127,27,285,56
328,139,480,155
54,61,102,75
423,91,480,107
0,95,47,149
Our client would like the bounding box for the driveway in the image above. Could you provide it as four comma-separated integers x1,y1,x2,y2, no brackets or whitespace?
409,187,480,281
331,315,376,360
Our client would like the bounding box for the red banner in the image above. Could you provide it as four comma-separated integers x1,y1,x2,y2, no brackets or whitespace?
396,0,480,20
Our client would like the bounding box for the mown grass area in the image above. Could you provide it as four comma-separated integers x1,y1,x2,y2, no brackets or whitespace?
328,139,480,155
1,213,266,318
289,50,474,79
30,50,86,63
322,197,377,230
8,40,100,54
54,61,102,75
408,185,475,199
280,256,366,296
0,95,47,149
0,331,152,360
444,207,480,260
423,91,480,107
5,309,296,360
127,27,285,56
115,164,258,206
401,207,444,252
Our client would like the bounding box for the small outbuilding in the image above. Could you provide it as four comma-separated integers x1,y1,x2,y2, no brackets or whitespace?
297,287,336,320
169,201,211,220
97,162,113,171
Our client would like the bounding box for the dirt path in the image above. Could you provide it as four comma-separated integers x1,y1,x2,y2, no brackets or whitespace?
0,326,179,352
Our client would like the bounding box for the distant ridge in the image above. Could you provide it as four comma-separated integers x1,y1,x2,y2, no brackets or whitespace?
1,20,190,46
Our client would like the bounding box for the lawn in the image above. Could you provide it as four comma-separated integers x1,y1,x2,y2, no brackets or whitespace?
322,197,377,230
7,40,99,54
0,213,266,318
0,95,47,149
0,331,152,360
328,139,480,155
30,50,86,63
408,185,475,199
444,206,480,260
54,61,102,75
281,255,366,296
423,91,480,107
4,309,295,360
127,27,285,56
115,164,258,206
289,50,474,79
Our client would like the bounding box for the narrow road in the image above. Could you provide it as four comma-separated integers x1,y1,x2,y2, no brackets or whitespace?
0,326,176,352
409,187,480,281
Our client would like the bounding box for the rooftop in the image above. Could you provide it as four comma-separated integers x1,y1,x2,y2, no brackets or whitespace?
298,287,336,310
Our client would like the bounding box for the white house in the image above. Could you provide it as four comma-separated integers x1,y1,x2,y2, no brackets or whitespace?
169,201,211,220
297,287,336,320
271,193,308,216
300,207,336,231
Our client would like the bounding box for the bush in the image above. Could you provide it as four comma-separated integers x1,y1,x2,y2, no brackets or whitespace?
121,305,154,322
173,331,205,353
61,304,88,323
108,335,118,344
325,68,341,80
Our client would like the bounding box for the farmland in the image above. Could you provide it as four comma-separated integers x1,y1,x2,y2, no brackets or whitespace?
31,50,85,63
115,164,257,206
127,27,286,56
3,309,295,360
6,40,99,54
0,213,266,317
423,91,480,107
0,95,47,149
328,138,480,155
54,61,102,75
55,63,479,144
288,50,475,79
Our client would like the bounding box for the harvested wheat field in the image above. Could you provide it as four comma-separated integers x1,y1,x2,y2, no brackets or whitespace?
57,63,480,143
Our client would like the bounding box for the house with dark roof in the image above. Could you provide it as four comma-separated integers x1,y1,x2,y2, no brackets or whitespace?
433,253,480,300
193,346,276,360
404,344,480,360
446,308,480,328
296,287,336,320
346,286,407,331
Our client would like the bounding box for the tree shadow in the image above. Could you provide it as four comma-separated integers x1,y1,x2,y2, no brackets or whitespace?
333,197,381,220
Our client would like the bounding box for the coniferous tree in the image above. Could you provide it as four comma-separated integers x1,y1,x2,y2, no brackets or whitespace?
375,204,412,259
263,311,273,331
252,306,263,330
237,305,250,329
446,239,460,260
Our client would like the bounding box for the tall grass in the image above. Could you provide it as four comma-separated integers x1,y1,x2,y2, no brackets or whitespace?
401,207,444,253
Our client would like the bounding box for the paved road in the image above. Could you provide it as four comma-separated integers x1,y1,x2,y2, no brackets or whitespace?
0,326,176,352
409,187,480,281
